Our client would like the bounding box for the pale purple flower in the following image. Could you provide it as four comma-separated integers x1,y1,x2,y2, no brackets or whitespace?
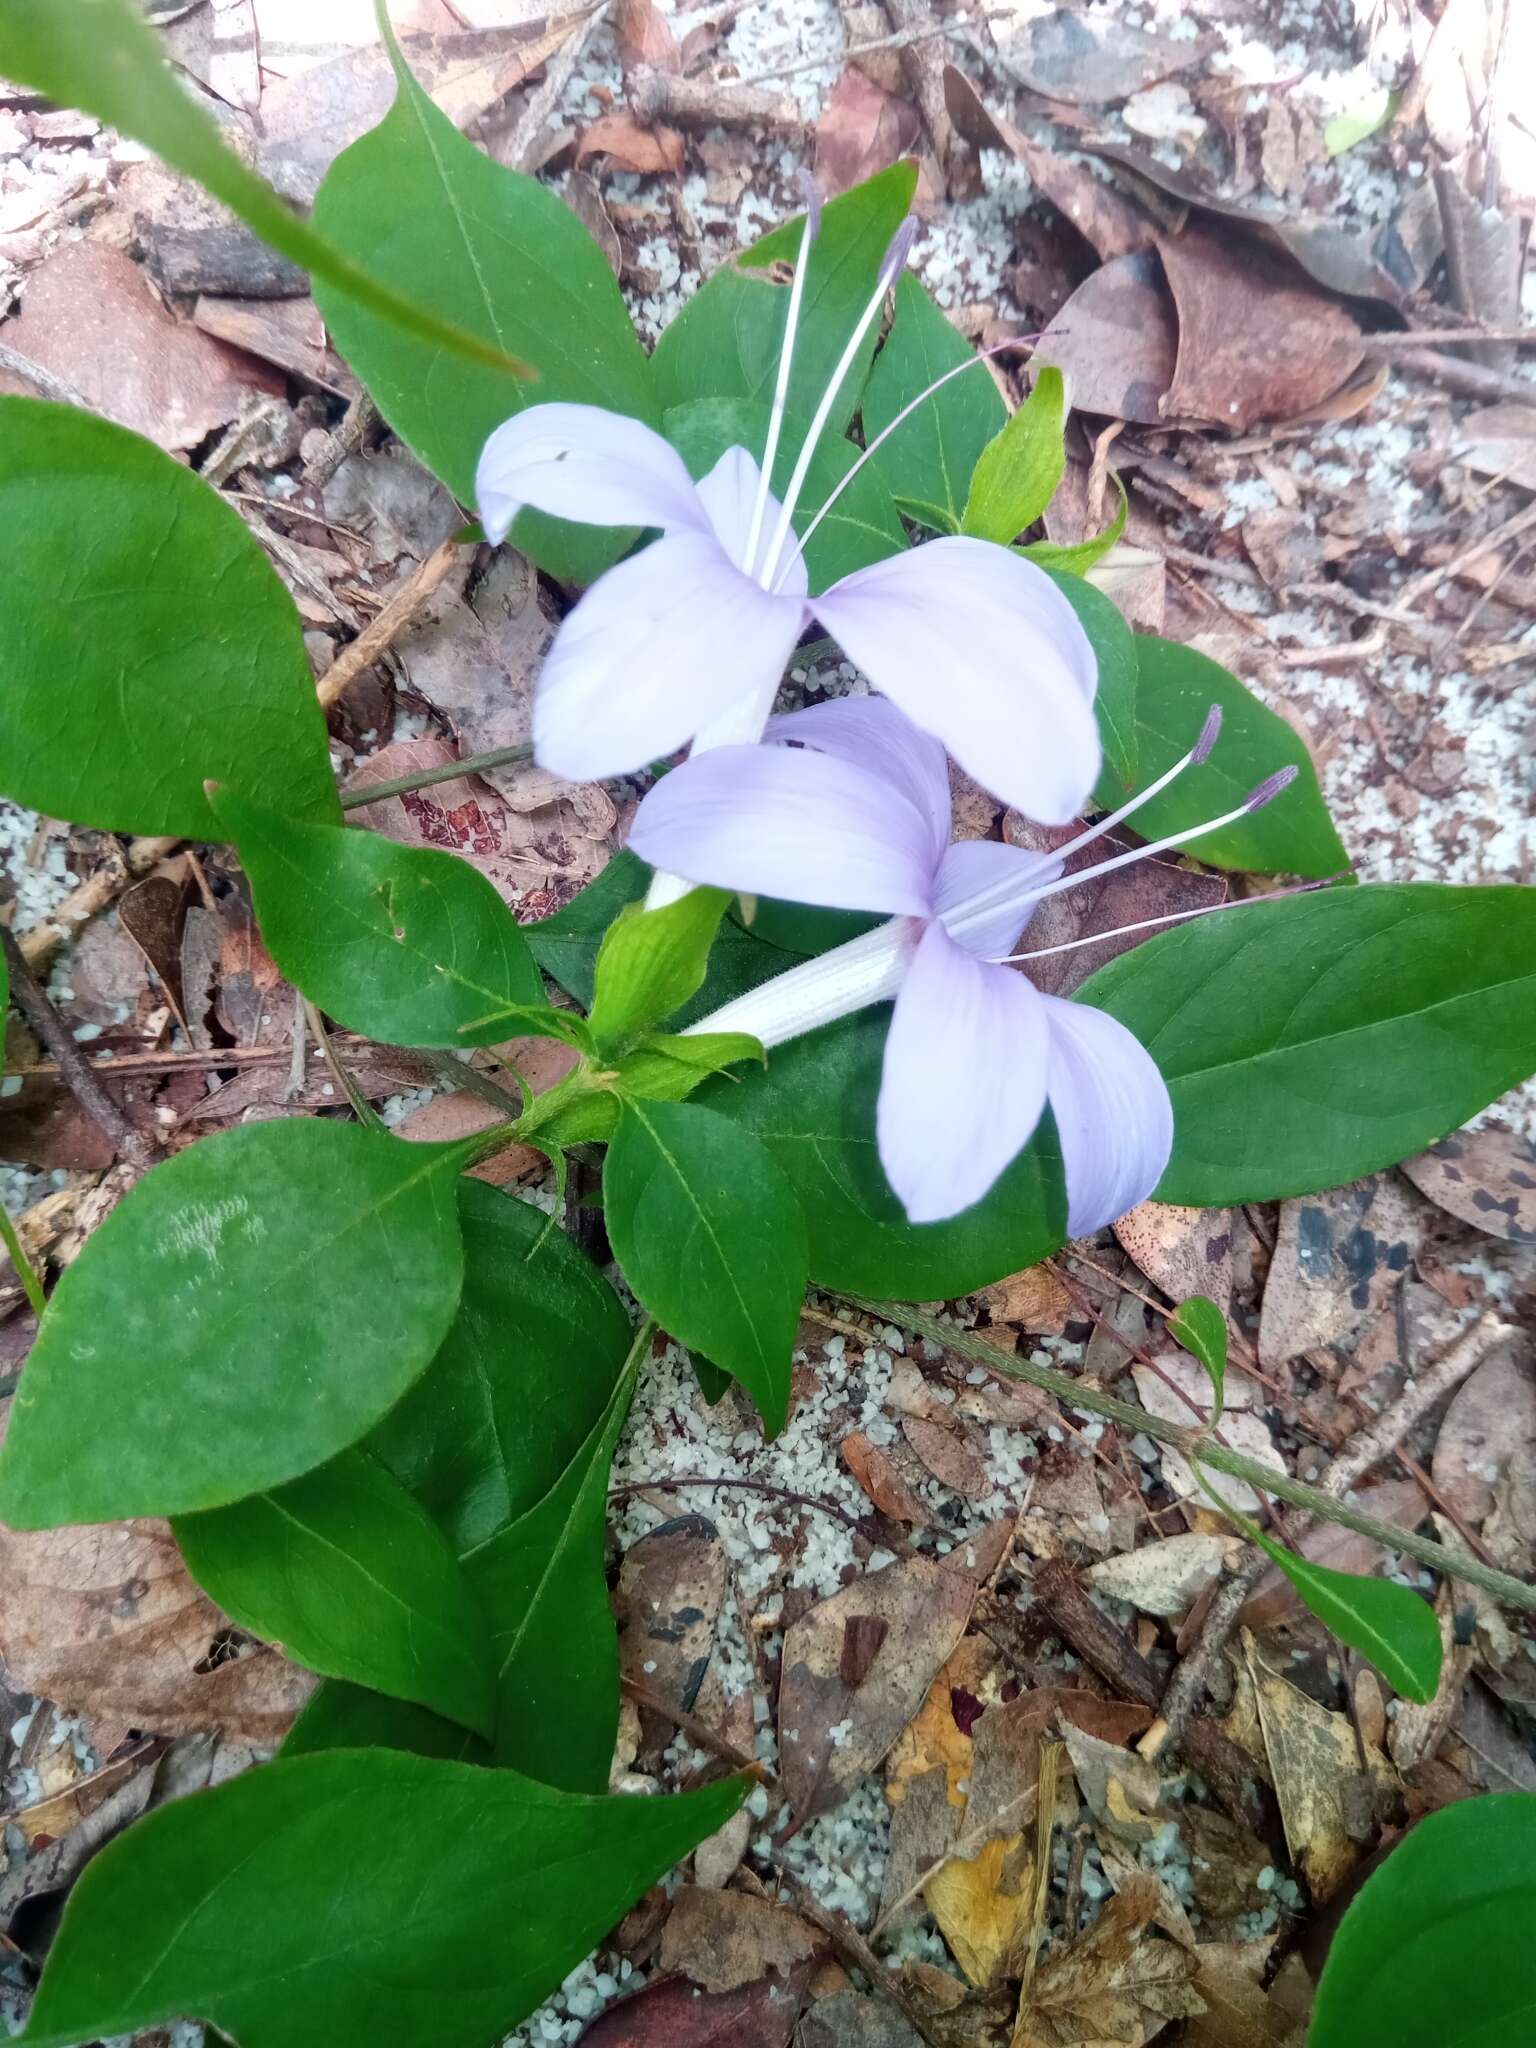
628,696,1300,1230
475,202,1100,827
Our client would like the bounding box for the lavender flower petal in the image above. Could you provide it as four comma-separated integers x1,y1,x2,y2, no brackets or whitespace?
933,839,1060,961
694,447,808,596
1042,996,1174,1237
535,533,805,779
628,742,940,917
768,697,952,871
476,401,709,546
877,926,1050,1225
810,537,1101,823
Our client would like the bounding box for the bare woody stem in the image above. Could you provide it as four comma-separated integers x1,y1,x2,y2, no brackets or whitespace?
828,1293,1536,1615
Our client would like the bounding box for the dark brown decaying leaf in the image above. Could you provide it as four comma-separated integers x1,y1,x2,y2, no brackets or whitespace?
576,112,687,176
840,1431,928,1526
901,1417,990,1500
814,69,921,198
575,1965,814,2047
1155,225,1365,430
1016,1874,1204,2046
117,874,190,1032
1114,1200,1234,1309
992,6,1200,107
1257,1174,1425,1369
1401,1127,1536,1244
0,243,282,450
798,1988,927,2047
1032,247,1177,424
778,1557,976,1818
0,1514,312,1749
1184,1941,1291,2048
1431,1345,1536,1527
615,1512,726,1725
614,0,681,75
658,1887,824,1994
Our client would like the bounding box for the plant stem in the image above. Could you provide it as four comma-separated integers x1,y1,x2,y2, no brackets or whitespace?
1,927,153,1166
830,1294,1536,1615
0,1203,46,1318
339,742,535,810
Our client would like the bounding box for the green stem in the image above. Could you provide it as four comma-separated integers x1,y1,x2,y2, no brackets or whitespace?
0,1201,46,1319
833,1293,1536,1615
339,742,533,811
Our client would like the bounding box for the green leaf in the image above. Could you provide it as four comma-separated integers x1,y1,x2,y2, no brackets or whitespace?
1244,1524,1442,1703
174,1448,496,1737
208,787,571,1051
589,888,731,1057
1045,565,1138,791
465,1341,641,1789
1080,883,1536,1205
14,1748,745,2048
961,367,1067,543
1168,1296,1227,1423
0,401,337,839
665,396,906,591
616,1031,766,1102
0,1121,468,1526
737,897,879,956
701,1008,1066,1298
311,6,656,585
0,0,531,383
1092,635,1348,878
367,1180,632,1553
1311,1794,1536,2048
283,1681,488,1765
1018,474,1127,573
652,164,918,448
1325,88,1399,157
861,273,1006,532
605,1098,806,1434
689,1350,735,1405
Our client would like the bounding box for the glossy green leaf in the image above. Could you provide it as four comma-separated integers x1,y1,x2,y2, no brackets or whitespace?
701,1008,1066,1298
174,1449,496,1737
665,397,906,591
589,887,731,1056
465,1341,640,1789
1018,474,1127,573
861,273,1006,533
615,1031,766,1102
689,1350,735,1405
652,165,918,447
1311,1794,1536,2048
1243,1522,1442,1703
737,897,879,956
1091,635,1348,878
961,367,1066,543
0,1121,468,1526
0,401,337,839
209,787,571,1051
605,1099,806,1434
0,0,531,382
1169,1296,1226,1422
1045,565,1138,792
368,1179,632,1553
283,1680,487,1765
1080,883,1536,1205
15,1748,745,2048
311,6,656,584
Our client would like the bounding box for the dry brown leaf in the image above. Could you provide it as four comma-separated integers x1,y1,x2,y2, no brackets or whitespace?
1155,225,1364,431
577,111,686,175
1087,1533,1235,1618
1387,1596,1472,1773
926,1832,1035,1989
1184,1940,1294,2048
902,1416,990,1500
1180,1809,1272,1924
1257,1174,1425,1369
1401,1127,1536,1245
977,1264,1074,1335
1114,1202,1234,1310
1018,1874,1204,2046
577,1964,815,2047
614,0,680,74
0,1517,312,1748
1130,1356,1284,1515
993,7,1199,106
799,1988,926,2047
616,1512,726,1726
0,243,282,450
1451,403,1536,493
193,293,343,389
1032,248,1177,424
1244,1636,1387,1903
1059,1723,1164,1845
814,68,921,198
659,1886,823,1995
840,1430,929,1525
778,1556,976,1818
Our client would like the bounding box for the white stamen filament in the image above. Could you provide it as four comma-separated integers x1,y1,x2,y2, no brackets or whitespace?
741,180,820,581
757,219,917,590
684,917,915,1046
998,876,1339,965
770,341,1031,595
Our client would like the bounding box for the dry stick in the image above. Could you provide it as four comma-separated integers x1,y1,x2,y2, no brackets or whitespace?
1395,346,1536,407
315,538,468,712
609,1471,866,1534
1361,326,1535,350
505,0,612,172
0,342,91,410
0,927,153,1167
826,1297,1536,1613
20,835,179,970
618,1674,768,1779
1150,1310,1514,1754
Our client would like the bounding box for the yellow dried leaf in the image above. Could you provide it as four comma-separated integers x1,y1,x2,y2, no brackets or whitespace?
925,1832,1035,1988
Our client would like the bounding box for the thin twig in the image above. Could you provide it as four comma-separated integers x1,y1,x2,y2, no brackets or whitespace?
827,1297,1536,1612
315,539,469,711
0,342,91,409
505,0,612,172
1,928,153,1167
609,1472,866,1533
619,1674,768,1778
